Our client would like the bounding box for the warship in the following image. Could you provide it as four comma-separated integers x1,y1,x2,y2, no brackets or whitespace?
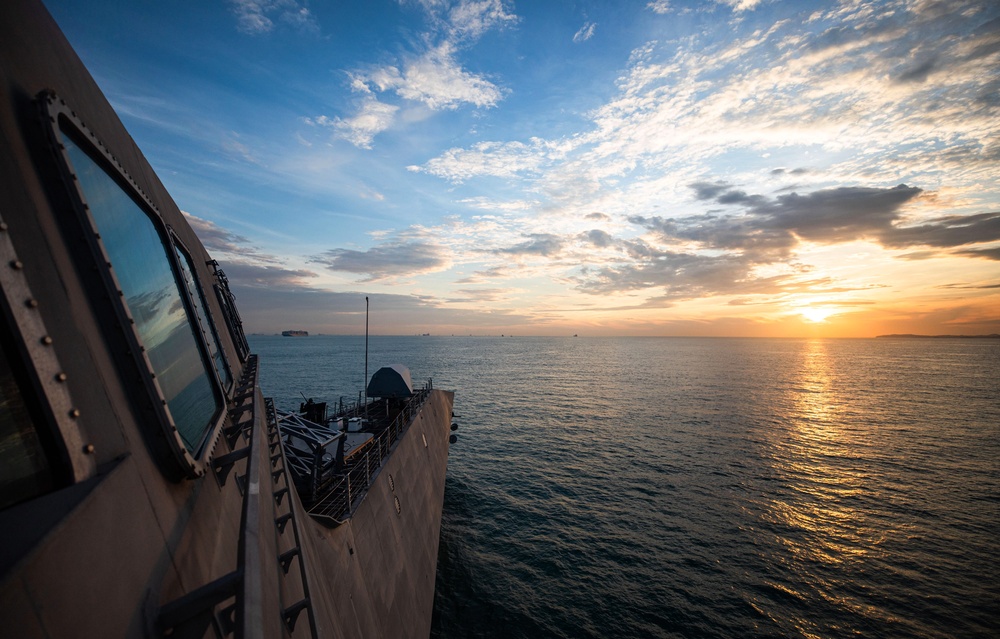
0,1,455,637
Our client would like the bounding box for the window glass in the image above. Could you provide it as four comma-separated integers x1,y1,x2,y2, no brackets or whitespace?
62,133,221,452
175,245,232,390
0,338,55,509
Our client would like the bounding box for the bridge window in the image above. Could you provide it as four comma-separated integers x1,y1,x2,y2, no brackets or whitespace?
0,331,57,509
60,129,223,457
175,242,232,392
208,262,250,363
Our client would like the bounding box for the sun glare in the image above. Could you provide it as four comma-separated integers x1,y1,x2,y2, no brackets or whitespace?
800,307,837,323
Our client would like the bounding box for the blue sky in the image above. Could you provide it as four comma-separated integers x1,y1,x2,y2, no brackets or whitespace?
44,0,1000,336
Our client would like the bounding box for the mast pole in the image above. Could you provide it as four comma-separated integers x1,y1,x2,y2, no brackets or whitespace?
364,296,369,420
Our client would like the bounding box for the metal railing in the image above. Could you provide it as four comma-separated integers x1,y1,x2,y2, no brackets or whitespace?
160,355,318,637
273,380,433,527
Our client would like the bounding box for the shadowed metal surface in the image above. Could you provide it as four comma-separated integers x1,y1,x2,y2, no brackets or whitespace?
0,1,454,636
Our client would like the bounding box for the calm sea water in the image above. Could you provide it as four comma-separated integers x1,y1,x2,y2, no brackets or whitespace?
250,335,1000,638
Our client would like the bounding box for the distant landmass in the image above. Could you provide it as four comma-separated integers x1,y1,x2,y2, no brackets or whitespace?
876,333,1000,339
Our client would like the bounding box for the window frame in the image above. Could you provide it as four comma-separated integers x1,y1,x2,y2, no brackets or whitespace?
43,93,228,478
208,261,250,364
0,209,92,500
172,234,234,394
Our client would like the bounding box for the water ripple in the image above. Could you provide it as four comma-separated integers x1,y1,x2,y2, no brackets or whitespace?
249,335,999,638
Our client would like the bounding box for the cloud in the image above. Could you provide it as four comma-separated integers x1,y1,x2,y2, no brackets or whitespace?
938,281,1000,289
311,240,451,280
690,181,730,201
573,22,597,43
184,213,319,293
446,0,519,41
347,46,505,111
221,261,318,288
496,233,565,257
409,0,999,310
895,56,940,84
646,1,671,14
637,182,1000,257
418,0,1000,194
228,0,318,35
184,212,284,265
582,182,997,299
185,213,253,253
220,132,268,166
312,97,399,149
636,212,795,260
718,0,763,12
446,287,514,303
388,42,505,110
641,183,917,251
412,138,558,182
454,265,511,283
234,287,538,335
456,197,538,211
582,229,614,247
221,0,998,335
953,246,1000,261
753,184,923,244
575,243,764,298
326,0,515,147
882,211,1000,249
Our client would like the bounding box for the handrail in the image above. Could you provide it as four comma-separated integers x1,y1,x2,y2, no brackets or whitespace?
330,377,434,420
160,356,325,637
265,398,319,636
298,384,433,525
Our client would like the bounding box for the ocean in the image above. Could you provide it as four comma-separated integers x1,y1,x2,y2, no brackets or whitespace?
250,335,1000,639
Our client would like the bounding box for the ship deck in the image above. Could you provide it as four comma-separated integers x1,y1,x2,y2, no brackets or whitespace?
275,385,435,526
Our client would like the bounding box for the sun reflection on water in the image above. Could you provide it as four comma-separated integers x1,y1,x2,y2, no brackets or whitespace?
754,339,903,635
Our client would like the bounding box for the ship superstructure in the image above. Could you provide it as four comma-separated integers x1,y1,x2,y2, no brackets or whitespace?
0,2,454,637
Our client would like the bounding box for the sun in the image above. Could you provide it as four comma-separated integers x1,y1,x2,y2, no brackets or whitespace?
800,306,837,323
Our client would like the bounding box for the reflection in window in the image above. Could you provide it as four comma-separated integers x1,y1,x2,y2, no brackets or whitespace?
175,245,232,391
62,133,221,452
0,334,55,509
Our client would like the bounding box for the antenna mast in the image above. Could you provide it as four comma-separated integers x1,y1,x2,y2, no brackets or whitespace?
364,296,369,419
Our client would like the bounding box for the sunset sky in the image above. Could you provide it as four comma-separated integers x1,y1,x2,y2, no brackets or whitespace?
44,0,1000,337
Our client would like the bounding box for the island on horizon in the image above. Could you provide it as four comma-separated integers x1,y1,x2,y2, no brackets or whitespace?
876,333,1000,339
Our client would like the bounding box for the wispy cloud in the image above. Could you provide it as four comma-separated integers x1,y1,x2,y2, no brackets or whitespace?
411,138,557,181
182,1,1000,334
311,240,452,281
369,42,505,110
184,212,318,289
228,0,319,35
954,246,1000,261
497,233,565,257
305,98,399,149
443,0,519,41
573,22,597,43
320,0,517,148
718,0,763,12
418,1,1000,192
646,1,671,14
185,212,283,265
573,181,999,300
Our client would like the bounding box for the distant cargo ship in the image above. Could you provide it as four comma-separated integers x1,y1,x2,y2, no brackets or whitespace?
282,330,309,337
